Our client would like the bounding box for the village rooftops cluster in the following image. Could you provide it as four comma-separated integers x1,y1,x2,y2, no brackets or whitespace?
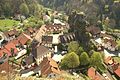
0,29,32,58
19,23,69,77
85,24,120,80
86,25,118,52
34,24,69,43
105,56,120,78
40,57,61,77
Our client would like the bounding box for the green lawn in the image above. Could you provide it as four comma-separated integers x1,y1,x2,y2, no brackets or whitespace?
0,19,20,31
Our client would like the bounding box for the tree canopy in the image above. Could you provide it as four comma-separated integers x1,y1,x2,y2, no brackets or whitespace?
60,52,80,69
67,41,79,53
90,51,106,73
80,52,90,66
20,3,29,17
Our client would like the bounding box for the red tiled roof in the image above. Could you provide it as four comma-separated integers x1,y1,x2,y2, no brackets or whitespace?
40,57,61,77
114,66,120,77
88,67,96,79
4,42,18,54
88,67,103,80
0,48,11,57
17,33,31,45
10,39,19,45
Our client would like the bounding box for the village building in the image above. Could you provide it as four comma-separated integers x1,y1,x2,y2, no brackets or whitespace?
4,42,18,56
41,36,53,47
0,61,13,76
34,25,46,43
102,39,118,51
86,26,101,38
104,56,120,78
17,33,32,46
21,55,36,69
59,33,77,43
32,44,52,65
0,48,11,57
40,57,61,78
87,67,106,80
24,27,37,37
3,29,18,41
114,66,120,78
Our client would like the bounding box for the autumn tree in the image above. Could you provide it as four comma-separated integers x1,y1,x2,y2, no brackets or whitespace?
60,52,80,69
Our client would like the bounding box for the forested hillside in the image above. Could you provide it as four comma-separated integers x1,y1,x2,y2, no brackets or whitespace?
0,0,120,27
39,0,120,27
0,0,44,18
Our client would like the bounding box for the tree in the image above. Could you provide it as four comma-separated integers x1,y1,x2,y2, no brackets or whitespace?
34,4,44,18
77,46,84,55
20,3,29,17
80,52,90,66
60,52,80,69
90,51,106,73
29,3,36,15
112,2,120,27
67,41,79,53
3,2,12,17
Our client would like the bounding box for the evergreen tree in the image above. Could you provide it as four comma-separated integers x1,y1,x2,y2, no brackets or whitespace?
3,2,11,17
20,3,29,17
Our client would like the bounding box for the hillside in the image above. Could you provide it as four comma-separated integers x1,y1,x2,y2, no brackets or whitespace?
39,0,120,27
0,0,44,18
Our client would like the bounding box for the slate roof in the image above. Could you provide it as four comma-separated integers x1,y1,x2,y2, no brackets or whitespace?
59,33,76,43
24,55,35,65
42,36,53,44
32,45,50,59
